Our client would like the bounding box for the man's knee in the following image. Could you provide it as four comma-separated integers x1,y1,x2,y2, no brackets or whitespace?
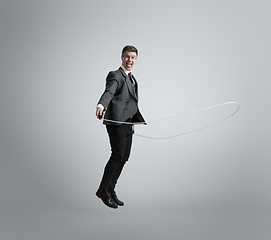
109,153,124,164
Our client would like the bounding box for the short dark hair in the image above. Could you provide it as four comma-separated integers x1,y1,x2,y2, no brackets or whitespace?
122,45,138,56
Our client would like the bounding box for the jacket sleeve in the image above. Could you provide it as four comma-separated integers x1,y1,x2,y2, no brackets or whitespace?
97,72,119,109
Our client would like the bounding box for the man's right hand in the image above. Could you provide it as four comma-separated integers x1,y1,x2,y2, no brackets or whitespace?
96,107,104,119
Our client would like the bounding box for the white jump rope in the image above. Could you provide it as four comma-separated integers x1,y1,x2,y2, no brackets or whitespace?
100,102,240,140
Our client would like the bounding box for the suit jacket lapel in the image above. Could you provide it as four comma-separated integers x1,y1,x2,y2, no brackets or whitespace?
119,67,138,100
131,74,138,97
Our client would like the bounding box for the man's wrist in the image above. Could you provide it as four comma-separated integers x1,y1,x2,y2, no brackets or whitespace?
97,104,104,111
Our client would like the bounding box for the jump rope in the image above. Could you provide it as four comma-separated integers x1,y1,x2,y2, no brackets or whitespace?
99,102,240,140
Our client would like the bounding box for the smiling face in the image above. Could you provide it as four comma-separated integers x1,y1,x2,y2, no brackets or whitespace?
121,51,137,71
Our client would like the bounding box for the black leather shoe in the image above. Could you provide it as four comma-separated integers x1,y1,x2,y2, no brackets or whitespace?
96,189,118,209
110,190,124,206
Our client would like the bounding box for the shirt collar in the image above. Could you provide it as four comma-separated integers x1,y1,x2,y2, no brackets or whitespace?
121,65,131,76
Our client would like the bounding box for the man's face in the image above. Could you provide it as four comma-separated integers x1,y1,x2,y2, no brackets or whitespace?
121,51,137,71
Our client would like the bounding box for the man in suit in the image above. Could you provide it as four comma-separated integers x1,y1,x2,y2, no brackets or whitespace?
95,45,145,209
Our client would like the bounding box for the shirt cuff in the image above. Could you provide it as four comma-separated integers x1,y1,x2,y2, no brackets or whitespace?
97,104,104,111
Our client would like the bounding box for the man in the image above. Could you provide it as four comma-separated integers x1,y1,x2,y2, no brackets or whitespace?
95,45,145,209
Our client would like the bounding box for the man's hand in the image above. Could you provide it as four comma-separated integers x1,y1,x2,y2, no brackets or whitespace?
96,107,104,119
132,124,134,133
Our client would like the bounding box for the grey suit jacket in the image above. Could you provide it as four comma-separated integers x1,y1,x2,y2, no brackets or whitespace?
98,67,145,125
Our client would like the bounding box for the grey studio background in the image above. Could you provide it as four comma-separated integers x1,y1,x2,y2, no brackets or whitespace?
0,0,270,240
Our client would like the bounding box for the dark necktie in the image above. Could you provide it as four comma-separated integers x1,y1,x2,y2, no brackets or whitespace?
128,72,134,84
128,72,136,92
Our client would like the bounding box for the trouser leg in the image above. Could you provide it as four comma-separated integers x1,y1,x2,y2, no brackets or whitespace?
110,129,132,190
99,124,133,190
